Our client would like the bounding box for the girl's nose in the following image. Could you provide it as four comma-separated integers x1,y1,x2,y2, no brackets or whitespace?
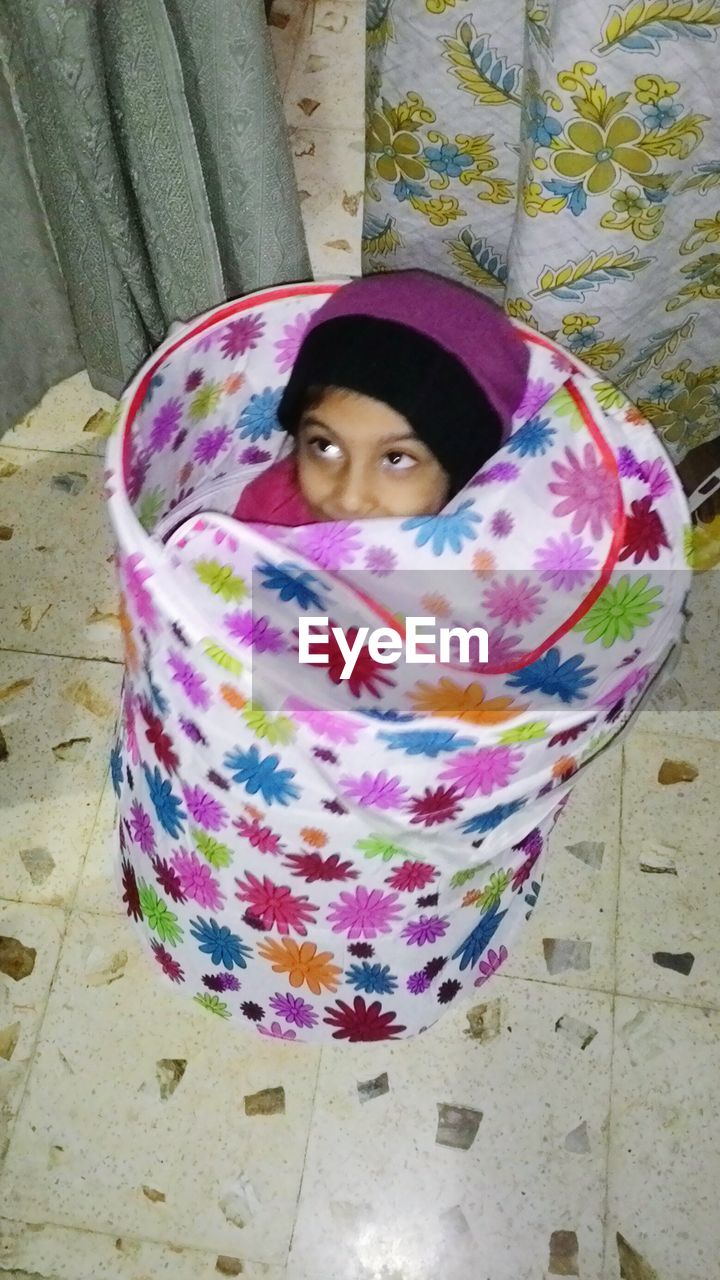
334,468,374,517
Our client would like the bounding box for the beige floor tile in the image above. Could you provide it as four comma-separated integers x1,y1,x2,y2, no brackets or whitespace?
616,732,720,1009
637,569,720,742
288,980,612,1280
75,774,122,918
291,127,364,278
0,449,121,661
0,901,66,1163
605,996,720,1280
0,1217,283,1280
1,371,116,457
503,747,621,995
284,0,364,134
0,653,121,909
0,912,320,1265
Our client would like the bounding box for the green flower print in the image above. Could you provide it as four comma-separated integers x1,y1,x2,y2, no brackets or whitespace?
553,117,652,194
193,828,233,869
477,870,512,910
194,992,231,1019
355,834,413,862
138,883,183,945
575,576,662,647
368,109,426,184
498,721,549,744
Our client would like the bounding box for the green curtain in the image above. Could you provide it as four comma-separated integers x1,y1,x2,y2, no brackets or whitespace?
0,0,310,431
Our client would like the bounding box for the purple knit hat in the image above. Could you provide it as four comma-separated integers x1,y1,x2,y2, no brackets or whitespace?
303,270,529,438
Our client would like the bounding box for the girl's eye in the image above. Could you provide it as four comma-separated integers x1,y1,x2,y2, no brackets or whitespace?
384,451,416,470
309,436,341,460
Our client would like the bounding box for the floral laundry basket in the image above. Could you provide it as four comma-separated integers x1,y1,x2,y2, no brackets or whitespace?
106,280,691,1044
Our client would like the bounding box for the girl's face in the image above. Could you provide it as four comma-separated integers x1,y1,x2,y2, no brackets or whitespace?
296,388,449,521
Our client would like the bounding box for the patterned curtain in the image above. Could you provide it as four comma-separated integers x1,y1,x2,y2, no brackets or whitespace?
363,0,720,566
0,0,309,433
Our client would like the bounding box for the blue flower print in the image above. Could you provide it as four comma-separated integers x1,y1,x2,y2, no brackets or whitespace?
346,962,398,995
507,416,556,458
507,648,596,704
542,179,587,218
402,500,482,556
461,798,527,834
641,97,682,132
189,917,251,970
224,744,299,806
394,177,428,203
110,743,124,797
146,372,165,402
358,707,416,722
143,764,186,837
453,900,507,971
258,561,326,610
526,97,562,147
567,326,601,354
423,142,473,178
379,729,474,757
237,388,282,441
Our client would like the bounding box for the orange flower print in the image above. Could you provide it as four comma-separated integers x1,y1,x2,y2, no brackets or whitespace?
472,549,497,576
243,803,265,823
257,937,342,995
462,889,482,907
300,827,327,849
420,592,451,618
118,592,139,672
224,372,245,396
221,682,246,710
552,755,577,781
410,677,526,725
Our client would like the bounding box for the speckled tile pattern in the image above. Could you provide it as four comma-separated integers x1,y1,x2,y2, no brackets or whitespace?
1,3,720,1277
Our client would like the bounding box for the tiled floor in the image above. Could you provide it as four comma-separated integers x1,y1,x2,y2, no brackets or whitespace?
1,3,719,1278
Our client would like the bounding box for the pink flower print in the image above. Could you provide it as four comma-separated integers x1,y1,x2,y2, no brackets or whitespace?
121,553,157,631
490,509,514,539
149,398,183,452
194,426,231,465
597,665,650,708
549,444,618,540
486,624,524,666
123,693,140,766
483,577,545,627
402,915,449,946
515,378,555,422
235,816,285,856
193,328,220,354
284,697,360,744
327,886,403,940
239,445,271,465
364,545,397,575
340,770,409,810
637,457,672,499
183,785,228,831
533,533,597,592
258,1020,297,1040
235,871,318,936
166,650,211,710
440,746,524,798
386,860,437,893
474,945,508,987
269,991,318,1028
224,611,286,653
275,313,311,374
471,461,520,488
408,970,431,994
171,849,225,910
295,523,362,570
219,314,265,359
129,801,156,855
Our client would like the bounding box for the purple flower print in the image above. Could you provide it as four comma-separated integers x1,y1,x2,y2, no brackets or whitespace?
597,665,650,708
637,457,672,499
549,444,617,540
515,377,555,422
183,785,228,831
203,972,240,992
123,694,140,766
127,447,150,503
364,545,397,575
533,533,597,591
121,553,157,631
327,886,403,940
483,577,545,627
551,350,573,374
149,398,183,452
474,945,508,987
471,461,520,488
490,509,514,539
220,314,265,359
284,697,360,744
171,850,225,910
486,625,524,666
440,746,524,798
402,916,449,946
179,717,208,746
129,801,156,855
275,313,311,374
616,446,640,478
239,445,272,466
225,610,286,653
193,329,220,354
295,523,362,570
194,426,231,465
340,770,409,810
269,991,319,1028
166,650,211,710
407,970,431,994
185,369,204,393
258,1021,297,1040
